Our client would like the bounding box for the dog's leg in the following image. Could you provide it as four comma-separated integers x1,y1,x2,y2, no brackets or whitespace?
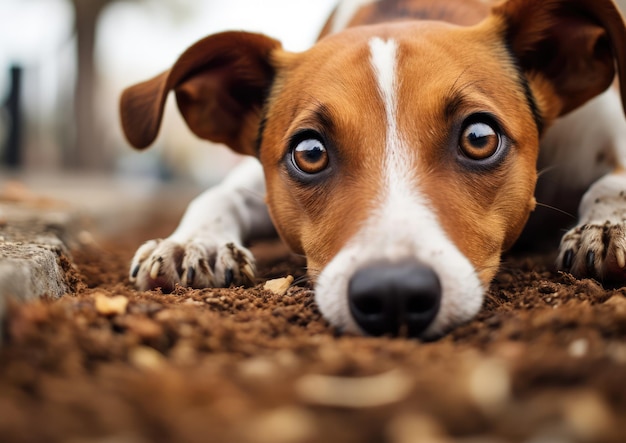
544,88,626,282
130,157,273,291
557,172,626,281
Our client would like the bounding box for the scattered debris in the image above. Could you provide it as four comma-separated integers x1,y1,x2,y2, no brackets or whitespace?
263,275,294,295
386,413,453,443
128,345,166,370
295,370,413,408
94,293,129,316
564,391,615,442
568,338,589,358
467,358,511,413
242,407,316,443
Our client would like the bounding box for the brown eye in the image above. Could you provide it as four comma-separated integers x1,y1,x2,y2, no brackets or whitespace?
292,138,329,174
459,121,500,160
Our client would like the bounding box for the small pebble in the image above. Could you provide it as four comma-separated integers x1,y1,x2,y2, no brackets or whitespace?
243,407,316,443
128,346,166,371
568,338,589,358
264,276,295,296
386,413,452,443
564,391,614,441
125,316,163,339
94,293,128,316
295,370,413,408
467,359,510,413
274,350,300,370
238,357,276,380
170,339,197,365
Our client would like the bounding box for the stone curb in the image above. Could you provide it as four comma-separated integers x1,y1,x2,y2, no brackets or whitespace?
0,203,79,343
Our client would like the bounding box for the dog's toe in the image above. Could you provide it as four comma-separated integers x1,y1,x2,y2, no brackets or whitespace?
558,221,626,281
181,241,216,288
215,242,257,287
131,239,184,292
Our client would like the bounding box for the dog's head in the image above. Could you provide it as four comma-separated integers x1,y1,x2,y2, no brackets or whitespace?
120,0,626,338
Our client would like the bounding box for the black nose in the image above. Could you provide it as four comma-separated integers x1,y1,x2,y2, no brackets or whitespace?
348,261,441,337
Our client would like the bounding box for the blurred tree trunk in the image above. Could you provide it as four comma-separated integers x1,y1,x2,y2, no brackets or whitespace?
69,0,110,170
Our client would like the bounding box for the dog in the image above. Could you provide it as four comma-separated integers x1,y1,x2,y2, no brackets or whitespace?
119,0,626,338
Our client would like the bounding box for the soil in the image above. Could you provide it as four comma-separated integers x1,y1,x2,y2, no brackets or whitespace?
1,207,626,443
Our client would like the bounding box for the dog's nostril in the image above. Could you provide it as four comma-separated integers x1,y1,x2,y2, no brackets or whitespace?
348,261,441,337
353,295,384,316
406,294,437,314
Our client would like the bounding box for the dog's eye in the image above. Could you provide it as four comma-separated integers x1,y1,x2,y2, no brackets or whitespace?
292,138,329,174
459,121,500,160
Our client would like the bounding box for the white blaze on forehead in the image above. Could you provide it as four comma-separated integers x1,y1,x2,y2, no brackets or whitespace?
369,37,398,126
331,0,380,34
368,36,413,195
313,36,485,338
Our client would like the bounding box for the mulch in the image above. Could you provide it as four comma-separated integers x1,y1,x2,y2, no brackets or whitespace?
1,210,626,443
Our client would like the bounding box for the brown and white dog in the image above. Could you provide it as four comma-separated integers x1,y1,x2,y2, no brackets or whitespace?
120,0,626,338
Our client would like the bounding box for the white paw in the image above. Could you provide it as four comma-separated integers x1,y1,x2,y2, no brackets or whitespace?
129,238,256,292
557,221,626,281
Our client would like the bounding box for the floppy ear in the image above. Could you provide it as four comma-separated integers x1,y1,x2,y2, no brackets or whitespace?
492,0,626,120
119,32,282,156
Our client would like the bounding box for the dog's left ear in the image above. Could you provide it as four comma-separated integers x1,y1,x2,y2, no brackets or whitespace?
492,0,626,120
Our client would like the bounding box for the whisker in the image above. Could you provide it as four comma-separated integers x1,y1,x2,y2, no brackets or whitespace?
292,275,312,286
535,201,575,219
537,164,561,178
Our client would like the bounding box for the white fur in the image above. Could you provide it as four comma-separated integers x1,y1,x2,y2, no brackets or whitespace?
542,88,626,279
331,0,380,34
170,157,273,243
539,88,626,199
314,38,484,337
130,157,273,290
557,172,626,277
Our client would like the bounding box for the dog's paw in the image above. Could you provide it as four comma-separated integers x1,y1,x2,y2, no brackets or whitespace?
557,221,626,281
129,238,256,292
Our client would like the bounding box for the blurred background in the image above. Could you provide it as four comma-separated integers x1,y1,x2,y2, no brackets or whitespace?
1,0,625,188
0,0,335,187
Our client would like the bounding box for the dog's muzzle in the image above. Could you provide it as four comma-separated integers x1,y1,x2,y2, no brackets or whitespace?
347,260,441,337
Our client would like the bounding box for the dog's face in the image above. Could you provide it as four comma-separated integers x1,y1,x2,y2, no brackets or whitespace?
121,0,626,337
261,21,540,336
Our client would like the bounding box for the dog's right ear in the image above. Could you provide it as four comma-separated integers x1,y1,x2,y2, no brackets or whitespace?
120,32,282,156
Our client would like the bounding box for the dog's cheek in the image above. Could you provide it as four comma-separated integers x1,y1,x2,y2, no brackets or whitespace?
268,202,305,255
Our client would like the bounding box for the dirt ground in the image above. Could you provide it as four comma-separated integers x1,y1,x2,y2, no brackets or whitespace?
1,205,626,443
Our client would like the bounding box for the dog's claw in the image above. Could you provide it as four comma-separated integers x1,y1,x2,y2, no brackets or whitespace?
563,249,574,270
241,263,256,284
186,266,196,286
149,259,162,280
617,248,626,269
224,268,234,287
131,264,140,280
586,250,596,274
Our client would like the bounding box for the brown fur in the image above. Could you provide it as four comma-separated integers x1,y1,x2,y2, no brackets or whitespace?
262,20,541,285
119,0,626,287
